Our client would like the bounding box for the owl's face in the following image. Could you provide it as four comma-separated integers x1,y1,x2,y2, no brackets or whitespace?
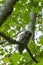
25,31,32,38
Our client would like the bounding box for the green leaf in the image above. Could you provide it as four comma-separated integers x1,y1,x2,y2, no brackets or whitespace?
10,53,22,65
36,59,43,65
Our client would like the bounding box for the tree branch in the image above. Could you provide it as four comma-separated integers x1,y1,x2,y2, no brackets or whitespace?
26,45,38,63
0,0,19,27
0,32,23,45
27,12,37,41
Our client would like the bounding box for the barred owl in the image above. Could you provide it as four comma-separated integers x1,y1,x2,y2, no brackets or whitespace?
18,12,37,54
18,30,32,54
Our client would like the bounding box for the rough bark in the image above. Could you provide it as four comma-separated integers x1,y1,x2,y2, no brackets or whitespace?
0,0,19,27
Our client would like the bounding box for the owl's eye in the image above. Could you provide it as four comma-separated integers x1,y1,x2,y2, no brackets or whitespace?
25,31,28,34
25,31,32,36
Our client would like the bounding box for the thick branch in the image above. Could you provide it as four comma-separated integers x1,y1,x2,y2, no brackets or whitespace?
27,12,37,41
0,32,22,45
0,0,19,27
